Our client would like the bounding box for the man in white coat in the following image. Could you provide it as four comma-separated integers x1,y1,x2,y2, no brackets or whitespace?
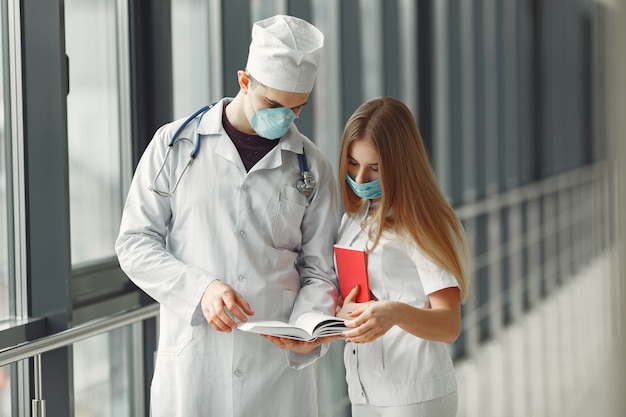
116,15,339,417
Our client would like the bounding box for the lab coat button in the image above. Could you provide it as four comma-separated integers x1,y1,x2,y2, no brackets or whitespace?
238,275,246,282
242,184,250,191
234,370,243,377
239,231,247,237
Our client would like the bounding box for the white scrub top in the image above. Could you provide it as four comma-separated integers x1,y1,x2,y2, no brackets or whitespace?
116,99,339,417
336,202,459,406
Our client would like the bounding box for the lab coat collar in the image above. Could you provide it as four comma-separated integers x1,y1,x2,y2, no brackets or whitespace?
196,98,230,136
249,126,304,172
195,98,305,170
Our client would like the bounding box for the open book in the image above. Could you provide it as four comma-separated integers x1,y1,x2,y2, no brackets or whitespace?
237,311,348,342
334,244,371,303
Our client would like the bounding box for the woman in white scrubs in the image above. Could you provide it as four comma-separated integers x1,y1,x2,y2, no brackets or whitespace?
335,97,471,417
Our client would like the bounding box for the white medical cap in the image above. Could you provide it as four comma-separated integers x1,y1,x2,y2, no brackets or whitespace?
246,15,324,93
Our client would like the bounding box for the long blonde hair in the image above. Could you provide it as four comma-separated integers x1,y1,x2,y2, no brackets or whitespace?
338,97,470,301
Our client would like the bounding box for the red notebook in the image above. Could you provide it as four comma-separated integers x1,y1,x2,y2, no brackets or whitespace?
333,245,371,303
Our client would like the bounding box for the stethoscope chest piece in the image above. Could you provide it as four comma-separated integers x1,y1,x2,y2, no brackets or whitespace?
296,151,316,196
297,170,316,196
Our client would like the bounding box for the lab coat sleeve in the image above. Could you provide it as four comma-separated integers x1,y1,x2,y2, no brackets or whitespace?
286,145,340,368
115,125,217,326
399,237,461,295
283,346,323,370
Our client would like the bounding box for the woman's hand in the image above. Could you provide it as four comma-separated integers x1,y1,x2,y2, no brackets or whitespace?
336,284,398,343
335,284,364,319
342,300,399,343
342,287,462,344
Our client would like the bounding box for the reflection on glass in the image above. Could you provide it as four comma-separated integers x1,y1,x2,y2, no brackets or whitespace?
171,0,213,118
0,0,10,321
0,365,10,417
65,0,122,265
74,327,135,417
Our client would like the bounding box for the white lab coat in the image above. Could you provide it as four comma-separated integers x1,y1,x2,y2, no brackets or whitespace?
115,99,339,417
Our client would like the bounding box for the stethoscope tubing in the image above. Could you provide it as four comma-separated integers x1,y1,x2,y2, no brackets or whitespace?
168,104,213,158
152,103,315,197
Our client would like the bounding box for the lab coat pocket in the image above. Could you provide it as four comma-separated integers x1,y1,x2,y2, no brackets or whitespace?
272,186,309,250
157,314,193,356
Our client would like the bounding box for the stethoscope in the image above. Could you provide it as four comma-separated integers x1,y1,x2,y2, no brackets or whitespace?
149,103,316,197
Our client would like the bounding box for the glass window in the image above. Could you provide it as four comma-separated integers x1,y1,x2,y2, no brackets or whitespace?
0,365,10,417
74,326,138,417
0,0,11,322
65,0,123,265
171,0,222,119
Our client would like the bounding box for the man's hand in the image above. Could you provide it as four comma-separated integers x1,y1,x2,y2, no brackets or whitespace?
261,334,342,354
201,280,254,332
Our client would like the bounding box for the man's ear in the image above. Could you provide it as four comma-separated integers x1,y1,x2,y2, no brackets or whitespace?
237,70,250,91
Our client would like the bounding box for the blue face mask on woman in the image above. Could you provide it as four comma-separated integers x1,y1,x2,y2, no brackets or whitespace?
249,88,297,140
346,174,382,199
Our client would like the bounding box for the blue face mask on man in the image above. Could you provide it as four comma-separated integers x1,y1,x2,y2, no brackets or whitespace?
249,87,297,140
251,107,297,139
346,174,382,199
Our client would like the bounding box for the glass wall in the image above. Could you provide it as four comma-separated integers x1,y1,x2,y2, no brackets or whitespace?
74,326,139,417
65,1,138,415
0,0,11,324
1,1,20,415
0,365,9,417
65,0,124,266
171,0,222,119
